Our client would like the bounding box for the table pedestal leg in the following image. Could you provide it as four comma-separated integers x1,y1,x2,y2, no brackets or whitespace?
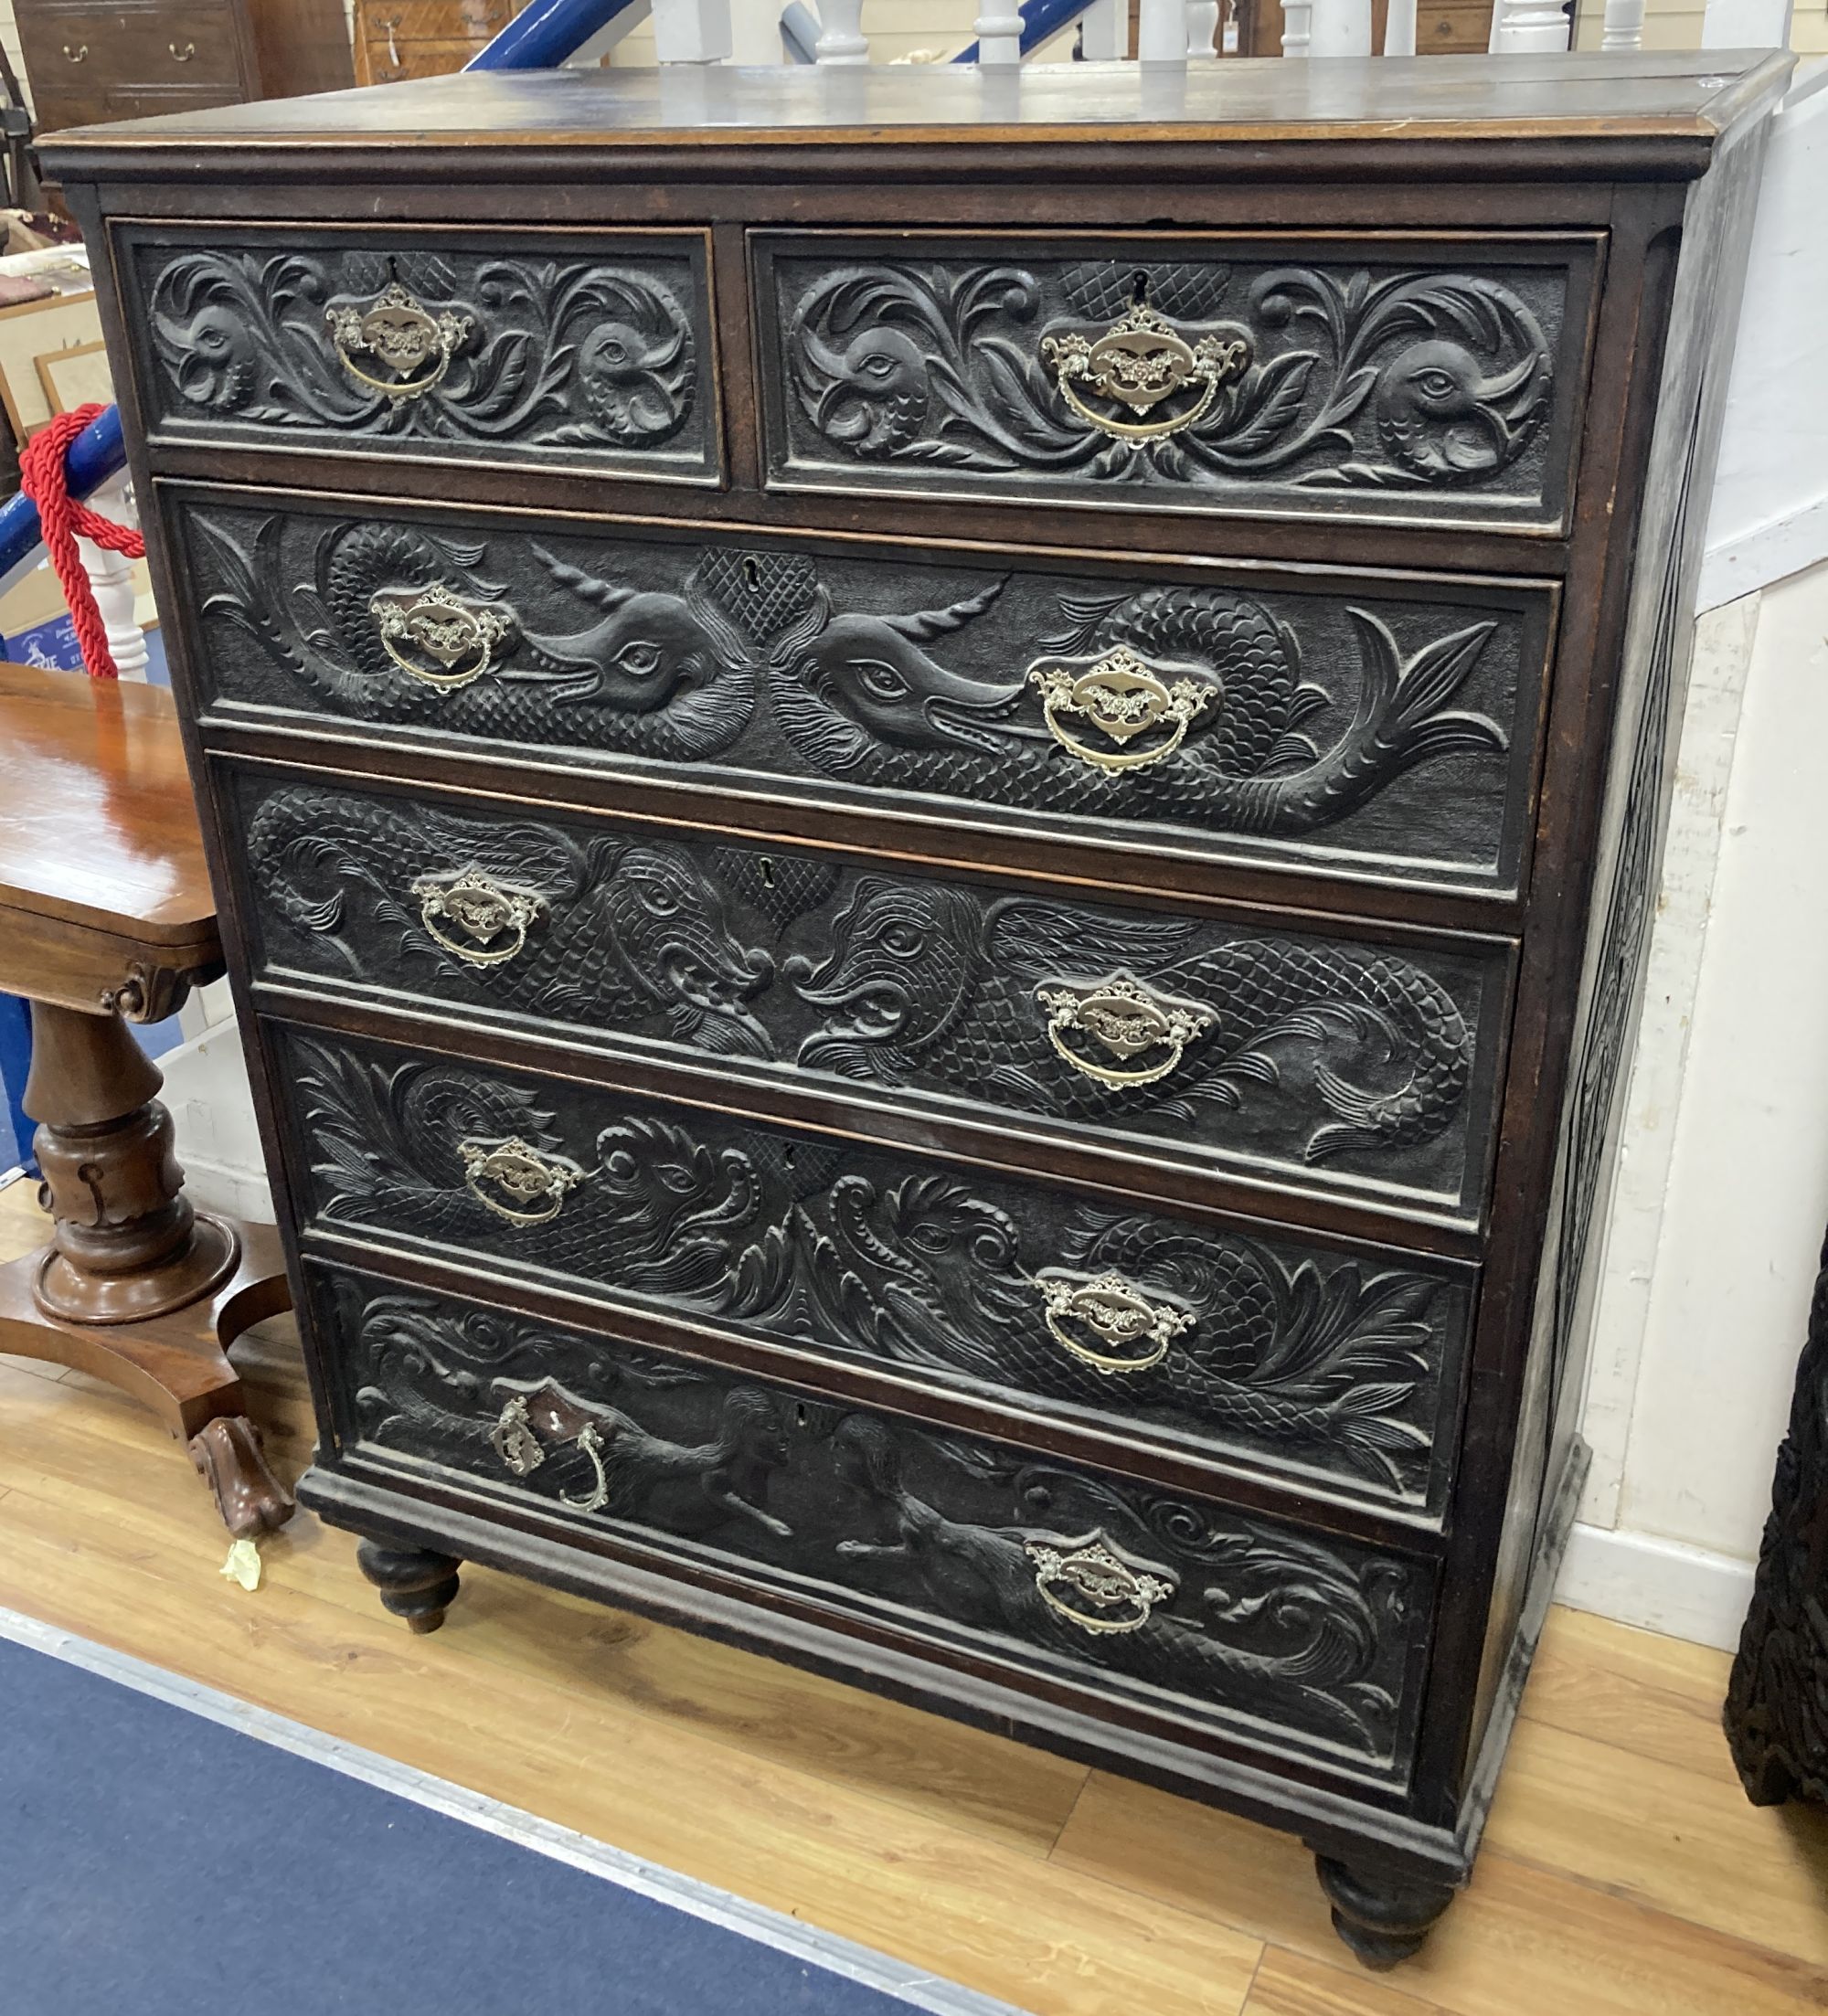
0,1000,294,1537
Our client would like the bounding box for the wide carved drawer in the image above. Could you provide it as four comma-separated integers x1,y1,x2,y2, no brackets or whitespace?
115,225,719,483
277,1023,1473,1515
238,777,1512,1220
177,490,1554,900
752,230,1601,536
311,1257,1433,1783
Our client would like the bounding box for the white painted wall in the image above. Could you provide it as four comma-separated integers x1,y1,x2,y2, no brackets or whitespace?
1555,71,1828,1651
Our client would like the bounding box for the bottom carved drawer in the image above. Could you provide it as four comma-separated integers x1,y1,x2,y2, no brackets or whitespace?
310,1259,1433,1787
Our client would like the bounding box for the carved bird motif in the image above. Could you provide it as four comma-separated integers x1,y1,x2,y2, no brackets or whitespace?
1373,338,1548,484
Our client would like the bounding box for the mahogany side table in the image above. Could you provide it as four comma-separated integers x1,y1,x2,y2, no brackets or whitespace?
0,660,292,1536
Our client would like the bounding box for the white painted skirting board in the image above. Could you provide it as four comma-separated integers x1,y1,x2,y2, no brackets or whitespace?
1556,1522,1756,1654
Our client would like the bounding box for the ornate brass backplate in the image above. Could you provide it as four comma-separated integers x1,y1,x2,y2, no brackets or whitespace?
1041,300,1252,442
1025,1531,1177,1635
490,1394,546,1476
1036,1269,1194,1375
324,281,473,401
410,867,544,967
457,1136,589,1226
369,582,515,691
490,1394,609,1512
1037,971,1217,1090
1026,644,1217,774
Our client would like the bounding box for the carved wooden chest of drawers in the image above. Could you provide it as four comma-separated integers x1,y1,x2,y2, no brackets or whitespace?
44,53,1790,1968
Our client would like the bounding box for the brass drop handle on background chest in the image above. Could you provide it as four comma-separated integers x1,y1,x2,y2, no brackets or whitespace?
411,867,543,967
369,582,514,690
1036,1270,1193,1376
62,42,87,59
491,1395,610,1513
1041,298,1251,444
1025,1533,1175,1636
458,1136,588,1227
325,280,473,402
168,39,196,59
1037,972,1216,1090
1026,645,1217,776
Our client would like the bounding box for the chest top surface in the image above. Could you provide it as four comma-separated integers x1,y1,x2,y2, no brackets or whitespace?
37,51,1791,176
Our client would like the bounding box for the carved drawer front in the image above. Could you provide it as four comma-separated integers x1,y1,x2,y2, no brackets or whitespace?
180,493,1554,898
278,1024,1472,1514
312,1259,1432,1782
752,231,1600,534
116,225,719,483
238,774,1510,1220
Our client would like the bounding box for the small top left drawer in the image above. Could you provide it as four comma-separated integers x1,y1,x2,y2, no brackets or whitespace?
115,224,722,484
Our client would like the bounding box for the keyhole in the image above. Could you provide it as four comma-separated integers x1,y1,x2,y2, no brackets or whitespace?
794,1404,808,1430
759,856,776,890
1129,270,1150,306
741,555,761,592
781,1145,795,1169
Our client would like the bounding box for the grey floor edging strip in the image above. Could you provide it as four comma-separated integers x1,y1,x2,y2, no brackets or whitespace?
0,1603,1030,2016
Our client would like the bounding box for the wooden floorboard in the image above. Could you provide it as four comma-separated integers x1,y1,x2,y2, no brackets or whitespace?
1,1182,1824,2015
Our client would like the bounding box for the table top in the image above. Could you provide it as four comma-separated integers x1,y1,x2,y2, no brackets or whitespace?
37,52,1792,164
0,663,218,947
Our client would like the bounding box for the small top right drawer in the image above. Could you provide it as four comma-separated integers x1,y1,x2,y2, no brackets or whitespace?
752,231,1602,537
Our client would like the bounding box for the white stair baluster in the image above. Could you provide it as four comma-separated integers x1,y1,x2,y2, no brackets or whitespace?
974,1,1023,62
653,0,731,59
1280,0,1312,53
1079,0,1130,56
1383,0,1417,52
1186,0,1220,54
813,0,868,61
1306,0,1371,54
78,475,147,683
1700,0,1791,43
1488,0,1570,51
1599,0,1642,42
1139,0,1186,57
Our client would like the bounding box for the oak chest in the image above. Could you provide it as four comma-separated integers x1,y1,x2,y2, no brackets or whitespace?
43,51,1790,1967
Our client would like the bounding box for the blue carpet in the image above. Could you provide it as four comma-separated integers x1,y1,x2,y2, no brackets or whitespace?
0,1629,990,2016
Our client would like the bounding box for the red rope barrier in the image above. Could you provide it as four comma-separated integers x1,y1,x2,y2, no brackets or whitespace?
18,402,145,681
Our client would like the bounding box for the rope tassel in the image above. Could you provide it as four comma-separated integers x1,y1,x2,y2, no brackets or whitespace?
18,401,145,680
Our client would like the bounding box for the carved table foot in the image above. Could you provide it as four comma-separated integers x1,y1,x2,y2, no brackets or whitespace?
1314,1852,1458,1969
188,1415,293,1539
357,1539,463,1634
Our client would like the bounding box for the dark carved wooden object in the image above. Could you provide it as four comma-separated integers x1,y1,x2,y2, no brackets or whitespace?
43,57,1791,1964
0,663,292,1537
1726,1224,1828,1806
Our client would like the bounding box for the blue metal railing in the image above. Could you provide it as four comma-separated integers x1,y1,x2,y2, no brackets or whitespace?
465,0,647,67
0,403,127,590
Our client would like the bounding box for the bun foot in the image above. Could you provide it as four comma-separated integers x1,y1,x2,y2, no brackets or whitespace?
188,1415,294,1538
356,1539,462,1634
1315,1852,1458,1969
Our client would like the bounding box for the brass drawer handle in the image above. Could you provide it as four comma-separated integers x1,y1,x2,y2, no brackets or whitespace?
491,1395,609,1512
1042,296,1249,443
369,582,513,690
1037,971,1215,1090
458,1136,588,1226
168,38,196,58
1026,645,1216,774
1037,1270,1192,1376
62,42,88,60
1026,1532,1175,1636
411,868,543,967
325,280,473,403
